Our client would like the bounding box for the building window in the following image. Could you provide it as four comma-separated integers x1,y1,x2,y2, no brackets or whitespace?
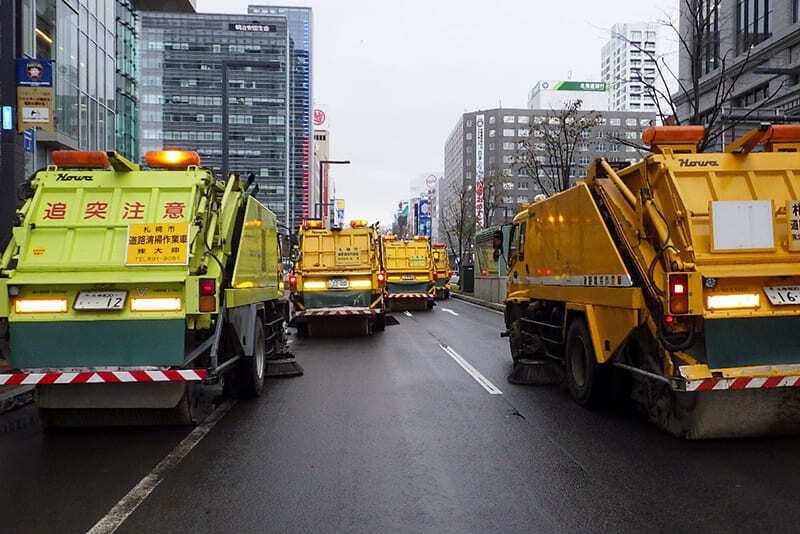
518,116,530,124
489,129,496,138
518,128,530,137
503,115,515,123
503,155,514,164
488,142,496,150
502,196,513,204
736,83,770,107
795,0,799,23
466,132,473,140
736,0,772,55
466,119,473,127
610,118,621,126
503,142,515,150
626,118,637,126
519,182,529,190
503,128,515,137
517,196,529,203
489,116,496,124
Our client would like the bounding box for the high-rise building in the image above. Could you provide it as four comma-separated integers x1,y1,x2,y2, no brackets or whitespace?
312,129,329,220
0,0,193,245
601,23,660,112
674,0,800,147
440,107,655,241
138,5,312,229
528,80,609,111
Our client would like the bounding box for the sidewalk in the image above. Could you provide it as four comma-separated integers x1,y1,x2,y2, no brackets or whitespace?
451,291,505,313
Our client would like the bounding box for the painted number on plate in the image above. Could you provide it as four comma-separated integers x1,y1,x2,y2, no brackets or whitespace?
764,286,800,305
327,278,348,289
74,290,127,310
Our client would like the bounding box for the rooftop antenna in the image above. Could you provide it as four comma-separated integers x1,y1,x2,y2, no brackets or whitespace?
568,70,573,80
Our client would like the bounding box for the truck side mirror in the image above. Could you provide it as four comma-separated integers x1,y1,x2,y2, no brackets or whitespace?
492,230,503,250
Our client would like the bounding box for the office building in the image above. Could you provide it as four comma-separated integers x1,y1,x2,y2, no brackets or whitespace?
312,129,329,221
139,5,312,228
675,0,800,147
441,107,655,239
601,23,660,112
0,0,193,245
528,80,609,111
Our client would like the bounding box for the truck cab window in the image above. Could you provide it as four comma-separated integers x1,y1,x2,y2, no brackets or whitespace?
518,222,526,260
509,224,518,261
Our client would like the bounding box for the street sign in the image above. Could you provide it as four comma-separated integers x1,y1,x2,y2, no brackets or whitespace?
16,59,53,132
23,129,35,153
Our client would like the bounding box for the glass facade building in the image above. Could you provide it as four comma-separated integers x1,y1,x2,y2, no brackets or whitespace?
139,7,312,229
18,0,118,168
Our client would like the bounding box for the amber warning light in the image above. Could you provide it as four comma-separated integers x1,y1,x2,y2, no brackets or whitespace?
52,151,110,169
145,150,200,169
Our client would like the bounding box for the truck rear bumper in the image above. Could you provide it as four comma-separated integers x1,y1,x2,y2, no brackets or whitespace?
295,307,382,317
678,363,800,392
0,368,207,386
386,293,433,299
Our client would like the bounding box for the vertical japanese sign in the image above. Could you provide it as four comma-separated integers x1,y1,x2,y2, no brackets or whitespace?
334,198,345,227
475,114,485,229
322,162,330,218
788,201,800,251
16,59,53,132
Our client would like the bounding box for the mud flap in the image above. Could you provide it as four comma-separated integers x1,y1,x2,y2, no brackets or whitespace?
36,382,217,427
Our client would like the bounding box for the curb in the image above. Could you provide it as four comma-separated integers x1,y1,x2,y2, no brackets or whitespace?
452,292,505,313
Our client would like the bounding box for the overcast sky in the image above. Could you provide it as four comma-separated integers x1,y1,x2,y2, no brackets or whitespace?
197,0,676,227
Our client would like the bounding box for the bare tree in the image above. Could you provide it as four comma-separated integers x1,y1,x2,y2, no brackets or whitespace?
440,178,475,269
482,164,511,227
608,0,784,152
514,100,602,196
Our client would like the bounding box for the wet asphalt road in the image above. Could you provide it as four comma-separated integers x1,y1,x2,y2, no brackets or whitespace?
3,297,800,533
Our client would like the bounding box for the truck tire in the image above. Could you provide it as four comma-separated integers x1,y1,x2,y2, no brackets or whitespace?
565,317,603,407
231,323,266,399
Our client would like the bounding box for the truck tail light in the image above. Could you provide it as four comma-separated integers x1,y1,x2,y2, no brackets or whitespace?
448,271,453,276
199,278,216,296
130,297,183,312
669,274,689,314
289,274,297,290
14,298,68,314
432,270,438,277
377,272,386,286
706,293,760,310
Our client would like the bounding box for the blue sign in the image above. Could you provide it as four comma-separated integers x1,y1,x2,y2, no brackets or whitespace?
1,106,13,130
16,59,53,87
23,129,35,153
419,199,430,221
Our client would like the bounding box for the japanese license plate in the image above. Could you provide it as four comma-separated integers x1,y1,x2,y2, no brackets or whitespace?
402,274,415,280
74,290,127,311
327,278,349,289
764,286,800,305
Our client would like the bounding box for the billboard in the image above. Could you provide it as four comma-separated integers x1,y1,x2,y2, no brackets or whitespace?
475,114,485,229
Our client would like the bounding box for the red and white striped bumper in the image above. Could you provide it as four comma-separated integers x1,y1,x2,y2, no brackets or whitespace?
295,307,381,317
0,369,207,386
386,293,433,299
684,375,800,392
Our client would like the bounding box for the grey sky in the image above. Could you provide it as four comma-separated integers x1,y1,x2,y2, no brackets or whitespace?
197,0,676,227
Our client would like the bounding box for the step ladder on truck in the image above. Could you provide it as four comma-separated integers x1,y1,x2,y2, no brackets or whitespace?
0,150,301,427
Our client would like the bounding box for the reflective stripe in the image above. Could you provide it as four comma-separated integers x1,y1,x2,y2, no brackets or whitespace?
518,274,633,287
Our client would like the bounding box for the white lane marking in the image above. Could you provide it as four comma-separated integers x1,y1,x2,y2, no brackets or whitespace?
439,344,502,395
452,297,504,315
441,308,459,316
86,399,236,534
404,311,413,317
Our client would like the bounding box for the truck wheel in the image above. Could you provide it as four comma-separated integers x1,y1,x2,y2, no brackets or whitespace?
232,323,266,399
565,317,602,407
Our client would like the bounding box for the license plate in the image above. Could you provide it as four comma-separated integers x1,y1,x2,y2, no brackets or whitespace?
764,286,800,305
74,290,127,311
327,278,349,289
402,274,415,280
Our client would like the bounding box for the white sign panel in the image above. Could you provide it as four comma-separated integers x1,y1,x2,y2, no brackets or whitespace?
475,114,485,229
711,200,774,251
22,107,49,123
